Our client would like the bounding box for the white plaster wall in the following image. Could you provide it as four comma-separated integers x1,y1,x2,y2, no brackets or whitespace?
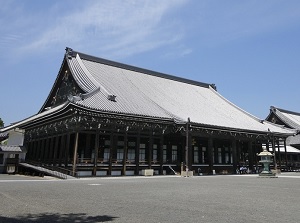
7,129,25,146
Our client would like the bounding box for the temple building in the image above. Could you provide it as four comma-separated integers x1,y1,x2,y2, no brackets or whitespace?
0,48,295,176
266,106,300,170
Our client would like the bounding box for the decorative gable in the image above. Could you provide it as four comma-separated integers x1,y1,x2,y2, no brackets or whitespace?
51,70,82,106
40,60,84,112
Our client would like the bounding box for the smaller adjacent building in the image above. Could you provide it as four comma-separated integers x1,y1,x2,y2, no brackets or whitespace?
0,129,26,173
0,132,8,141
266,106,300,170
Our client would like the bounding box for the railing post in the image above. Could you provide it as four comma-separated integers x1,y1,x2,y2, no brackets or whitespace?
72,132,79,177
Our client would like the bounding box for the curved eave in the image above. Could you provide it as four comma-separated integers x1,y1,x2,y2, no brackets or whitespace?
66,54,99,93
271,106,300,129
267,106,293,129
190,121,296,138
0,102,71,132
70,102,175,124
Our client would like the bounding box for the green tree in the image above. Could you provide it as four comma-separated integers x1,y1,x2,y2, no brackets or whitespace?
0,118,4,128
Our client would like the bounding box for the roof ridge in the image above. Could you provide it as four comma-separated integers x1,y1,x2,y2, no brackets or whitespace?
0,102,70,133
271,106,300,116
271,106,300,129
66,47,215,89
71,53,117,102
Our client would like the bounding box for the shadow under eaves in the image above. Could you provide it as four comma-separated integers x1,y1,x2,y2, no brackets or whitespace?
0,213,118,223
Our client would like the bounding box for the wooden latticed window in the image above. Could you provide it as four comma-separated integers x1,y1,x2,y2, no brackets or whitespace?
139,143,146,162
127,141,136,162
163,145,167,163
117,139,124,162
152,144,158,162
172,145,177,162
194,146,199,164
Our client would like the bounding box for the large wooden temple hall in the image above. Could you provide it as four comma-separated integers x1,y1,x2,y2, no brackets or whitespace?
1,48,296,177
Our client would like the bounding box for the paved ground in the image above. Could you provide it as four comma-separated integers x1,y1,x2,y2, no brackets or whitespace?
1,173,300,223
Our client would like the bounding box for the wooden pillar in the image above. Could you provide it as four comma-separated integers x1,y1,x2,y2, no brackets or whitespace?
185,120,189,171
64,133,71,167
236,140,241,166
148,130,153,169
232,139,237,173
284,139,288,170
43,138,50,163
34,140,38,161
277,139,282,170
122,129,128,176
159,133,164,175
108,132,114,176
85,134,91,161
31,140,36,160
39,139,44,162
35,140,41,161
40,139,45,163
253,140,259,173
33,140,37,160
45,139,49,162
53,136,60,166
35,140,40,161
248,140,254,173
27,141,31,160
187,133,193,171
271,136,277,170
58,135,65,166
30,141,35,160
40,138,46,163
135,131,141,175
27,141,32,160
26,141,31,160
93,130,99,176
48,137,54,164
208,137,214,174
72,132,79,177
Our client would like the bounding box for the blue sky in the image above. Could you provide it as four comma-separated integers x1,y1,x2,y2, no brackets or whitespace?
1,0,300,126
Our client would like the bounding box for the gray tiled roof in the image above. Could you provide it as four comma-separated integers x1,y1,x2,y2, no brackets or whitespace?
0,103,68,133
1,49,296,136
0,145,26,152
65,51,295,134
271,107,300,129
270,107,300,145
0,132,8,138
287,134,300,145
268,145,300,153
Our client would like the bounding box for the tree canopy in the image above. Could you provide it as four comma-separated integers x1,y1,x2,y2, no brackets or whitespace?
0,118,4,128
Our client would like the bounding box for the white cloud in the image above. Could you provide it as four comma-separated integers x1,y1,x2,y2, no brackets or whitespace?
2,0,299,61
6,0,188,59
195,1,300,46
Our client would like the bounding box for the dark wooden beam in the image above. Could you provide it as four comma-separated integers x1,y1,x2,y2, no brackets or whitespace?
122,129,128,176
232,139,237,173
208,137,213,174
72,132,79,177
135,130,141,175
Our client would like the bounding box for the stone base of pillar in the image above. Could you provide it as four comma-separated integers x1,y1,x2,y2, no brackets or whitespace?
258,171,278,178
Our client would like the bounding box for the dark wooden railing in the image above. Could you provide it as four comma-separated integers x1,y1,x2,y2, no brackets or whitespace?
24,160,78,179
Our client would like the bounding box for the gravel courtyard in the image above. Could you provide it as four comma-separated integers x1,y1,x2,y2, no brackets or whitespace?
1,173,300,223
